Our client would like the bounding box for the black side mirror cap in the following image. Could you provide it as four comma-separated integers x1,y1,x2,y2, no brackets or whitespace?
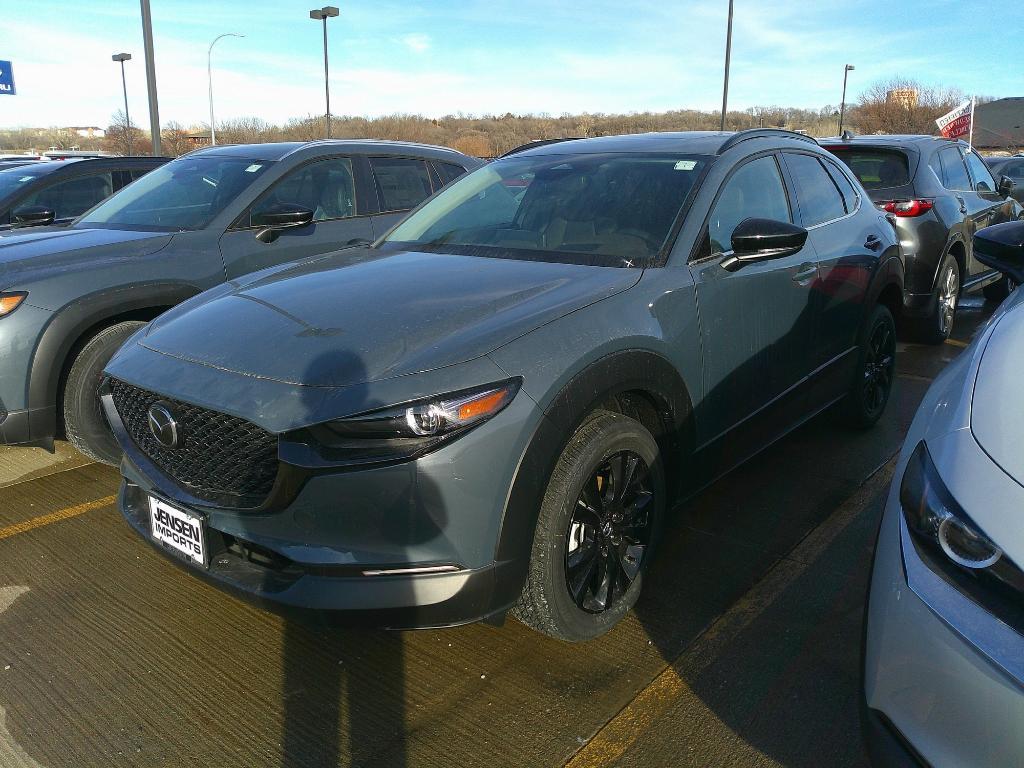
999,175,1016,198
974,221,1024,285
721,218,808,271
12,205,56,227
253,204,315,243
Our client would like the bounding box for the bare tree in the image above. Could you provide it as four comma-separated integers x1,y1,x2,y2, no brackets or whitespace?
161,121,191,157
104,110,147,155
850,77,964,135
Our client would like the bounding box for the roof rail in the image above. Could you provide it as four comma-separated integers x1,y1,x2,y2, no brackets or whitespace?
499,137,585,158
717,128,819,154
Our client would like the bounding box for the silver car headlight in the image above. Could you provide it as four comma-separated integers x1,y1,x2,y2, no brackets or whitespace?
900,441,1024,625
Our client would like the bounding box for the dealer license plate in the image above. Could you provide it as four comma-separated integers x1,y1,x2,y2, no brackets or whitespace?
149,496,206,567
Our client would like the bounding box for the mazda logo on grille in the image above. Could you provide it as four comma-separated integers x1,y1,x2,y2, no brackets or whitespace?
147,402,180,449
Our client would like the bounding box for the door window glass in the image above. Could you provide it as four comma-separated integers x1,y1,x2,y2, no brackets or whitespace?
824,160,859,214
370,157,433,212
934,147,972,191
1006,161,1024,180
785,153,846,227
435,162,468,185
250,157,355,224
19,171,114,219
708,155,791,254
964,151,997,192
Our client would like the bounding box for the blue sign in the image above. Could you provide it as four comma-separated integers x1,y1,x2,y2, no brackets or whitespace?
0,61,15,96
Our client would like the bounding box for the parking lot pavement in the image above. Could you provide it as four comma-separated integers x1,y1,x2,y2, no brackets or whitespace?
0,296,994,768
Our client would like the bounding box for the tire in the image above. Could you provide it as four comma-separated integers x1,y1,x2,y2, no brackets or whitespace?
840,304,896,430
512,410,665,642
914,253,960,345
63,321,146,465
983,276,1011,303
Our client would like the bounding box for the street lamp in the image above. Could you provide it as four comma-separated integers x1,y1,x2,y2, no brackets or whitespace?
839,64,855,135
719,0,734,132
208,33,245,146
309,5,340,139
111,53,132,154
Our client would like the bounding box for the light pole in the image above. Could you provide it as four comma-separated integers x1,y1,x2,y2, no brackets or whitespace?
139,0,161,155
309,6,340,139
719,0,734,132
208,33,245,146
838,64,855,135
111,53,132,153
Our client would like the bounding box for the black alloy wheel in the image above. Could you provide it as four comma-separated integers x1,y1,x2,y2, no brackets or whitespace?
862,312,896,419
565,451,654,614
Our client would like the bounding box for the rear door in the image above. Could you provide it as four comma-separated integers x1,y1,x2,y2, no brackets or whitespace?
218,155,374,279
782,151,879,405
689,152,820,453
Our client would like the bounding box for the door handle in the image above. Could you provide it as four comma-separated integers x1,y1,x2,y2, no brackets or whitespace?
793,263,817,285
864,234,883,251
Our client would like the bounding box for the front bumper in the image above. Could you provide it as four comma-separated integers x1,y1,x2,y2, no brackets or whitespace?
864,446,1024,767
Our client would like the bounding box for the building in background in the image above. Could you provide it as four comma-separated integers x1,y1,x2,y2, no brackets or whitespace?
974,97,1024,152
64,126,106,139
886,88,919,110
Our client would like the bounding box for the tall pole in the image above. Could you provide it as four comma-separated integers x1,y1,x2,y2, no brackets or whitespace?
208,33,244,146
719,0,734,132
139,0,161,155
322,16,331,138
838,64,855,135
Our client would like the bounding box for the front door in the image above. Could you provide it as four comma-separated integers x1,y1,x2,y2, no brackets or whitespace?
961,149,1015,278
689,152,820,457
218,155,374,280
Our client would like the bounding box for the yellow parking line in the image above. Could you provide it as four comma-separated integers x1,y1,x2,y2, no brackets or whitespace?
0,495,116,542
944,338,968,348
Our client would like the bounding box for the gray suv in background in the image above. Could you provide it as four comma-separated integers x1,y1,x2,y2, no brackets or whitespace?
0,140,480,462
822,135,1022,343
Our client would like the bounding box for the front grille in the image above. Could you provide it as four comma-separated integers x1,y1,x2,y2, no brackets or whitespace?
110,379,279,507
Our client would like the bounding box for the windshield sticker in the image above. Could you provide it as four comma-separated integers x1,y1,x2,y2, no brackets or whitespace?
245,164,262,173
674,160,697,171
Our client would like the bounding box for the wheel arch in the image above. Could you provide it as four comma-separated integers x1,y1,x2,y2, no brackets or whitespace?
491,349,695,602
27,283,202,439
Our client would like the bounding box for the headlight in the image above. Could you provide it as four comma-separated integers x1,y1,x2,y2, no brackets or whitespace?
900,441,1024,625
298,379,521,466
0,292,27,317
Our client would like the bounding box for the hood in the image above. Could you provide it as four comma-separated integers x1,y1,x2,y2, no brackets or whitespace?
971,298,1024,483
0,226,173,288
140,247,641,386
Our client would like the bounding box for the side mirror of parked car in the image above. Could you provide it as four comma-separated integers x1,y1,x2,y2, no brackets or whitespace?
253,204,315,244
12,205,56,227
974,221,1024,285
998,175,1016,199
721,218,808,272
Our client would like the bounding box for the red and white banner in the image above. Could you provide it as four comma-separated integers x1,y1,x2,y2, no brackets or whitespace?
936,100,974,141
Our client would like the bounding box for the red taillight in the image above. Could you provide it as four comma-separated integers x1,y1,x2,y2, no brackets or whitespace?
878,199,934,217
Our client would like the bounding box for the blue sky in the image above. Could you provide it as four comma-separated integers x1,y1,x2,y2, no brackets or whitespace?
0,0,1012,129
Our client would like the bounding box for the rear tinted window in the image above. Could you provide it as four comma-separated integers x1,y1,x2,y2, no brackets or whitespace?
785,153,846,226
931,147,972,191
435,162,468,185
827,147,911,190
369,157,433,212
823,160,859,214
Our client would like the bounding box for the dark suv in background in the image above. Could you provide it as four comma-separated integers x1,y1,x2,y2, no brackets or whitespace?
0,140,480,463
0,156,168,231
985,155,1024,204
822,135,1022,343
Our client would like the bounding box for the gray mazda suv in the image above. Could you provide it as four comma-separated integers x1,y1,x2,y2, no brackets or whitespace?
822,135,1022,343
0,140,479,462
103,129,904,640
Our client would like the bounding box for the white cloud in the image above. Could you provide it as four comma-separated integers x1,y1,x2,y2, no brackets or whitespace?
399,34,431,54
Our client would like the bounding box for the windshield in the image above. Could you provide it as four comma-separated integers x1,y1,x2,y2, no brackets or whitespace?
77,156,274,231
826,147,911,190
383,152,710,267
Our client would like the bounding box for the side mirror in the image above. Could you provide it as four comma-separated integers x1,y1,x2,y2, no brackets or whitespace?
721,218,808,272
12,205,56,227
998,175,1016,199
253,203,315,244
974,221,1024,285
